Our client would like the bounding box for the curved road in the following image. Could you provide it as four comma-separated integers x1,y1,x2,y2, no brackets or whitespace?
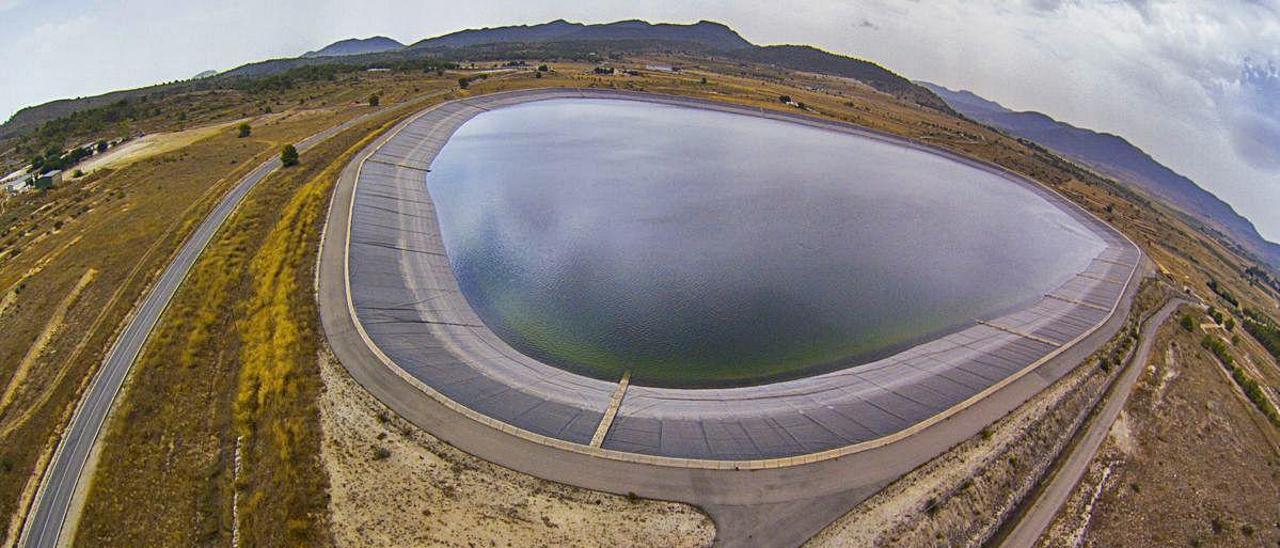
18,91,450,548
1000,297,1187,547
318,89,1152,546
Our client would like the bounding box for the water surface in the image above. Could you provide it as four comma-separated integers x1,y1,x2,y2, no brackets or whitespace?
426,98,1105,386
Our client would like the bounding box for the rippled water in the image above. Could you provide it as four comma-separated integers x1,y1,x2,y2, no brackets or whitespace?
426,98,1106,387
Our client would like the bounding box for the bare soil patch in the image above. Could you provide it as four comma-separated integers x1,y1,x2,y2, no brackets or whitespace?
317,350,714,547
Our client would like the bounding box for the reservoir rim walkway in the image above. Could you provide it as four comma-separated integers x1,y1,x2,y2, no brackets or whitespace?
331,87,1143,467
319,87,1149,546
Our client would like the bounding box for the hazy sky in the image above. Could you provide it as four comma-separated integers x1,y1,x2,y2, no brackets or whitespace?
1,0,1277,240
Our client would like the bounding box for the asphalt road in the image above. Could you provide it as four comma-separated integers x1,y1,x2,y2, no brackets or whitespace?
18,92,450,548
318,90,1153,546
999,297,1187,548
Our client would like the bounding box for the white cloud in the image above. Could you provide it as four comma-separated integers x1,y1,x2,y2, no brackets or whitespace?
726,0,1280,239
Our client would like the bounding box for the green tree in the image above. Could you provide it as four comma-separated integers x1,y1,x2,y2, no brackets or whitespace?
1180,314,1195,332
537,64,549,72
368,94,380,107
96,140,108,153
280,144,299,167
238,123,251,138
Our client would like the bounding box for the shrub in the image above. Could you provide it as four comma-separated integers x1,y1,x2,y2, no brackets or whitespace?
372,446,391,460
537,64,549,72
1180,314,1195,331
238,123,251,138
626,491,638,503
280,144,299,167
368,94,379,107
1207,307,1225,325
779,95,792,103
458,77,470,89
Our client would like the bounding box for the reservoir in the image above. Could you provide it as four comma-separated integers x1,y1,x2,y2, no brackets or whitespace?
425,98,1107,387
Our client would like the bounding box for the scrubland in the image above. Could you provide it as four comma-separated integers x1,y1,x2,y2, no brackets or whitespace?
0,54,1276,546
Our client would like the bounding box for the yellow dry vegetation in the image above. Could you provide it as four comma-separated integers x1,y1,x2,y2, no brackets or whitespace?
231,121,392,544
75,120,244,176
74,113,399,546
0,268,95,416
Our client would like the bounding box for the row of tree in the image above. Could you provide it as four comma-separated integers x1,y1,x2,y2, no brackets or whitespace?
29,140,110,175
1243,309,1280,363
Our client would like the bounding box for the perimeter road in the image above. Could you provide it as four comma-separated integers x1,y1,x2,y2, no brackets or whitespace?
18,90,451,548
1000,297,1187,548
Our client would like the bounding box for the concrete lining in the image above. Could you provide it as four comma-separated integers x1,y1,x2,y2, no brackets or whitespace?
340,88,1142,463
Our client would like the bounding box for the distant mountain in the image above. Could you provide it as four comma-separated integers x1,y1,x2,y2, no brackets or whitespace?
2,19,951,142
922,82,1280,268
404,19,948,112
409,19,753,52
303,36,404,58
730,45,952,113
191,70,218,79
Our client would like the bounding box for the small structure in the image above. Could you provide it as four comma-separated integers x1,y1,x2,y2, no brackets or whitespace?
33,170,61,190
645,64,679,73
0,167,29,193
2,176,29,194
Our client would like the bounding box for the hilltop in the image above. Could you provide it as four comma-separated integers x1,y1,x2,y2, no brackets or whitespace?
303,36,405,58
408,19,753,51
1,18,950,137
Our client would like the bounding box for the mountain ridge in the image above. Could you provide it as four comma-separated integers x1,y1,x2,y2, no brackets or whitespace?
3,18,951,134
407,19,753,51
302,36,405,58
921,82,1280,269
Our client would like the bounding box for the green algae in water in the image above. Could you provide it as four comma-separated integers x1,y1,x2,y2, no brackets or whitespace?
427,99,1105,387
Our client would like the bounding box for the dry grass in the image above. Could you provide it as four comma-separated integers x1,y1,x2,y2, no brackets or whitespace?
808,280,1168,546
231,117,395,546
1040,308,1280,547
2,55,1277,546
0,120,277,542
73,120,244,176
73,111,399,546
0,71,454,544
